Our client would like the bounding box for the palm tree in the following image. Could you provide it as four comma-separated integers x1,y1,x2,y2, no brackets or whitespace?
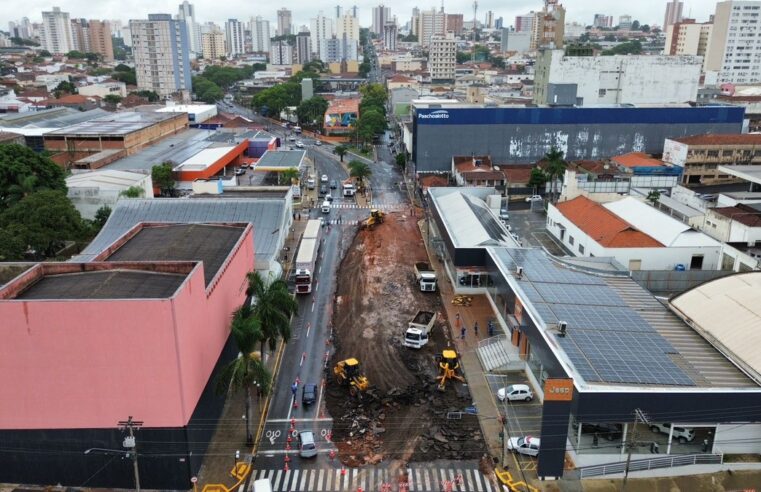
246,271,298,356
334,145,348,162
348,160,372,189
216,305,271,445
280,167,300,186
544,147,567,203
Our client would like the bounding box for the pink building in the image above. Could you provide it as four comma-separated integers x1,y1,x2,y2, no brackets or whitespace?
0,222,254,489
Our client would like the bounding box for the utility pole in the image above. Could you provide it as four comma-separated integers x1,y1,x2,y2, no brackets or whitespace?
622,409,649,492
119,416,144,492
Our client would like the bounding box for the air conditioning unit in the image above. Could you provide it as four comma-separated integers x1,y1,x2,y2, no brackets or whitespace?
558,321,567,337
516,266,524,278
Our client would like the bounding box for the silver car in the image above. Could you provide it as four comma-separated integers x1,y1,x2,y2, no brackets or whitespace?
298,431,317,458
507,436,540,457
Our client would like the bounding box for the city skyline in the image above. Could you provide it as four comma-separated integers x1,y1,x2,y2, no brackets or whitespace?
3,0,724,34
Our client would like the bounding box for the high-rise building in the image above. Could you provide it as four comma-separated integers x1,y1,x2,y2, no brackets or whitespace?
495,17,504,29
593,14,613,28
335,5,342,18
295,31,312,64
664,19,712,59
417,8,446,47
70,18,90,52
532,2,565,50
202,30,225,60
428,33,456,81
270,40,293,65
705,1,761,84
319,35,358,62
178,2,201,54
383,22,397,51
336,14,360,40
277,8,292,36
225,19,244,57
89,20,114,61
310,13,334,61
664,1,684,29
446,14,464,34
411,7,420,36
485,11,494,29
618,15,633,30
372,5,391,35
120,25,132,47
249,16,271,53
515,12,535,32
501,29,531,53
41,7,74,54
8,17,33,39
130,14,191,97
351,6,359,18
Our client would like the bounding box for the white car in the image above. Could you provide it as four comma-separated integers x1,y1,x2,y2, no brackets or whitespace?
650,424,695,443
321,174,329,183
314,140,322,146
295,141,305,148
507,436,540,457
525,195,543,202
497,384,533,402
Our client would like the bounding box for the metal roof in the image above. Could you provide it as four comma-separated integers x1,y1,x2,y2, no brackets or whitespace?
16,270,186,299
73,198,287,267
46,111,183,136
104,129,218,172
254,150,305,170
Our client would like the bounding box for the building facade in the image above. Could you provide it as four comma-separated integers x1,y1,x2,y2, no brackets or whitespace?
593,13,613,28
130,14,192,97
88,20,114,62
534,50,702,106
664,20,713,59
664,0,685,28
225,19,244,57
310,14,334,62
277,8,292,35
417,8,446,47
383,22,397,51
515,12,535,32
446,14,463,35
705,1,761,84
428,33,456,82
70,18,90,52
372,4,390,35
663,134,761,185
178,1,200,53
501,30,531,53
295,32,312,64
41,7,74,54
249,16,270,53
532,3,565,50
270,40,293,65
202,30,225,61
335,14,360,41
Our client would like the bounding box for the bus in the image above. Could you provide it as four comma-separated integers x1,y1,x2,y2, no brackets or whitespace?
294,219,323,294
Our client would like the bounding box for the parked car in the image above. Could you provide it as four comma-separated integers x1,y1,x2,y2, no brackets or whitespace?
314,140,322,146
240,163,250,169
298,431,317,458
321,174,329,183
507,436,540,457
572,422,623,441
326,193,333,202
319,184,328,196
525,195,543,202
330,179,338,189
234,168,245,176
288,135,296,142
295,141,305,148
497,384,534,402
650,424,695,443
301,383,317,406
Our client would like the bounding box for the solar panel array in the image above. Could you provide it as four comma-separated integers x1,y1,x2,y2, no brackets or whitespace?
493,248,695,387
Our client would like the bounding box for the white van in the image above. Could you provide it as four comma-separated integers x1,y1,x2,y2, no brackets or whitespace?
321,200,331,213
253,478,273,492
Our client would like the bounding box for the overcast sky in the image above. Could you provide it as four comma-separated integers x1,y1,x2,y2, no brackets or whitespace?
4,1,720,31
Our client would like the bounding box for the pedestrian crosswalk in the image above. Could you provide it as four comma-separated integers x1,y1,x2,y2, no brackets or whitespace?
250,466,494,492
330,203,407,210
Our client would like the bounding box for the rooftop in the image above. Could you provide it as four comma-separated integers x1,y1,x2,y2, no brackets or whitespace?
326,98,360,114
66,169,148,190
155,104,217,114
611,152,664,168
172,144,239,172
46,111,184,137
555,196,663,248
712,204,761,227
105,223,246,287
255,150,305,170
718,164,761,186
672,134,761,146
453,155,493,172
15,269,187,299
0,107,109,136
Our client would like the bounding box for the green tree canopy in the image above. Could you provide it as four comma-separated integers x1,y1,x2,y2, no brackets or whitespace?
246,271,298,354
395,153,407,170
602,40,642,56
192,76,224,103
114,63,132,72
93,205,112,229
131,90,160,102
348,160,372,185
333,144,348,162
111,68,136,86
103,94,122,105
528,167,547,192
151,162,175,196
0,144,66,210
0,224,26,260
251,82,301,116
296,96,329,126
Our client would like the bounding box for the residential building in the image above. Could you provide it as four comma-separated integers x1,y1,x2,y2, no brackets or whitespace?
130,14,192,97
277,8,292,36
88,20,114,62
335,5,342,18
446,14,463,35
270,40,293,65
295,32,312,64
411,7,420,37
336,14,360,41
593,13,613,28
664,0,684,28
202,30,225,61
664,19,713,60
78,81,127,98
417,8,446,47
70,18,90,52
533,50,702,106
663,134,761,186
41,7,74,55
372,4,390,35
383,22,397,51
618,14,633,30
547,196,722,270
705,1,761,84
515,12,535,32
350,6,358,18
451,156,506,187
532,2,565,49
225,19,244,58
310,13,334,62
178,1,200,53
485,11,494,29
249,16,271,53
319,36,358,63
428,33,456,82
501,30,531,53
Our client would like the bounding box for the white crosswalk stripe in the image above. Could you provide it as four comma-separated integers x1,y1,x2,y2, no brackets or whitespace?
330,203,407,210
251,466,493,492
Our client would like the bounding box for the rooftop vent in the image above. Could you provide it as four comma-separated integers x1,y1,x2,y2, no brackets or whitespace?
516,266,523,278
557,321,567,337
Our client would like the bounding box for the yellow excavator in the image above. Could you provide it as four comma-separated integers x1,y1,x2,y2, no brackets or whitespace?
437,349,466,391
361,209,385,230
333,358,370,397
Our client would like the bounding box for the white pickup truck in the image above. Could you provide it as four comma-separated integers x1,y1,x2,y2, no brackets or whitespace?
403,310,438,349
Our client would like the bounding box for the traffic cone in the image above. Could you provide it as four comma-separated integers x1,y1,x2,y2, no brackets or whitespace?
290,418,296,428
293,399,299,409
326,430,332,442
341,467,346,476
284,462,290,472
284,454,291,463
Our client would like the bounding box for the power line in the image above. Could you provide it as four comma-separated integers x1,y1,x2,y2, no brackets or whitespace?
118,416,144,492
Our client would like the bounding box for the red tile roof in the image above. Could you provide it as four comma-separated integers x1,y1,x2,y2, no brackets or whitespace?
673,134,761,146
712,205,761,227
555,196,663,248
453,155,493,172
499,165,534,183
611,152,664,168
461,170,505,181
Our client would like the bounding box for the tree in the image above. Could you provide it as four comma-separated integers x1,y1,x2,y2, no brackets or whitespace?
279,167,300,186
131,90,160,102
358,60,372,78
111,68,136,86
357,108,386,135
528,167,548,194
401,34,417,42
151,162,175,196
395,153,407,170
296,96,329,127
251,82,301,116
216,305,271,445
348,160,372,188
0,144,66,210
10,37,39,47
246,271,298,356
544,147,567,203
93,205,112,229
647,190,661,206
53,80,77,98
334,145,348,162
66,50,86,59
252,63,267,72
103,94,122,106
456,51,470,64
631,20,640,31
114,63,132,72
602,40,642,56
0,225,26,260
120,186,144,198
0,190,83,257
39,49,52,57
641,24,651,33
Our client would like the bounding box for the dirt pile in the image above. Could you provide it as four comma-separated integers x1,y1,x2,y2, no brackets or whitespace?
325,212,486,465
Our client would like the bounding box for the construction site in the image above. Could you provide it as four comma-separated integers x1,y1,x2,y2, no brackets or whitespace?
324,210,488,468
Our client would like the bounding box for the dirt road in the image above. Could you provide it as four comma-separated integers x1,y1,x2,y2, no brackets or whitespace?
325,212,486,466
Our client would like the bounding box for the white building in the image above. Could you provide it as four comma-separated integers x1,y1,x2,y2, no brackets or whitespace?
501,30,531,53
249,16,271,54
547,196,722,271
664,20,713,60
78,81,127,98
336,14,359,40
564,22,586,39
66,170,154,220
618,14,633,30
428,33,456,81
270,40,293,65
383,22,397,51
310,13,334,62
533,50,702,105
319,36,358,62
225,19,245,57
41,7,74,55
178,1,200,53
705,1,761,84
295,32,312,64
277,8,292,36
372,4,390,35
417,8,446,47
130,14,192,97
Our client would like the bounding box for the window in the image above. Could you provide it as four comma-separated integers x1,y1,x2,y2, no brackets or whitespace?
569,235,575,245
598,89,607,97
578,244,585,254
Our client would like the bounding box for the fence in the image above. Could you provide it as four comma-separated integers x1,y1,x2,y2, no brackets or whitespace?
630,270,734,295
578,453,723,478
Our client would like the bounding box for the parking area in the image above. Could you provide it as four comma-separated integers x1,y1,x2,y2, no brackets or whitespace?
504,209,567,256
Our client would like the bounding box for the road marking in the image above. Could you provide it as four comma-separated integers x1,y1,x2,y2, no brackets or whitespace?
317,469,324,491
267,417,332,423
316,378,325,413
273,470,283,491
311,302,315,313
291,471,298,491
286,397,293,420
315,281,319,292
319,265,322,273
306,322,311,338
299,352,305,367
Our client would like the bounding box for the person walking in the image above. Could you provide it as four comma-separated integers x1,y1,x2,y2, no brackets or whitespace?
473,321,479,337
460,325,466,340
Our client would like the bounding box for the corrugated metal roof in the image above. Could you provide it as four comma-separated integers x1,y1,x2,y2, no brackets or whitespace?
73,198,287,267
429,187,516,248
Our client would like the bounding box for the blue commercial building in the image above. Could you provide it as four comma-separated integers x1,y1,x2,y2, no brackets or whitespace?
411,104,745,172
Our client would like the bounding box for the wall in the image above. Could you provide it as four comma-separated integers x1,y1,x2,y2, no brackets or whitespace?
714,423,761,454
412,106,744,171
